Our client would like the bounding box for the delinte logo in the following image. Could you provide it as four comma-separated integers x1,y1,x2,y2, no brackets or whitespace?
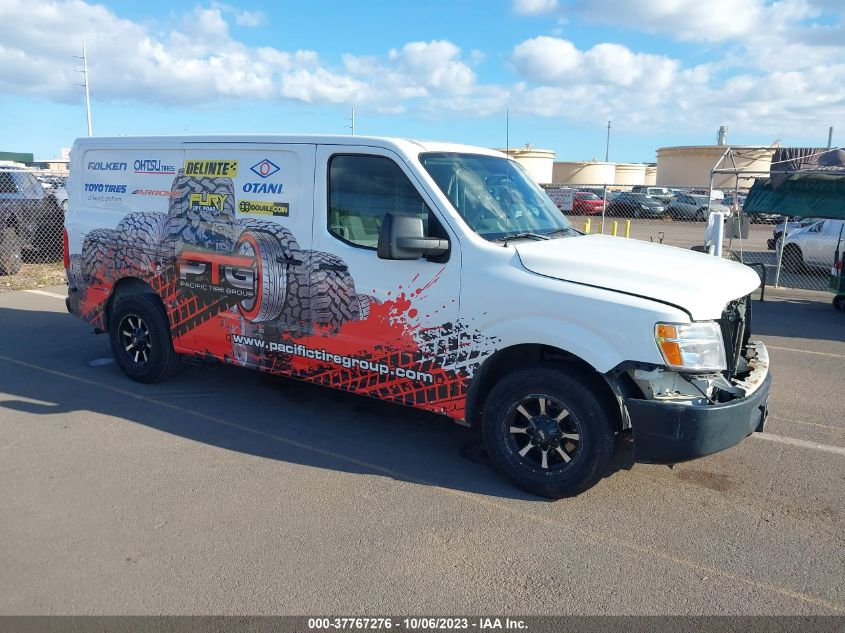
134,159,176,175
84,183,127,193
87,161,127,171
249,159,280,179
242,182,283,194
183,160,239,177
189,192,227,212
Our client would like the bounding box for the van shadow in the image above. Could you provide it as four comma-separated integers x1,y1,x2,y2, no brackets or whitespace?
750,296,844,343
0,306,632,502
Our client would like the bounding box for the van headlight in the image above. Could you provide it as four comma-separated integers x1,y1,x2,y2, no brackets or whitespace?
654,322,726,372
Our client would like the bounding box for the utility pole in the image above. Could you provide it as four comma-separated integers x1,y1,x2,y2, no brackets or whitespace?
605,120,612,162
347,106,355,135
74,42,93,136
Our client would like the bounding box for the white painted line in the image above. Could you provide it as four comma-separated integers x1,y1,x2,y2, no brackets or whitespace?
752,432,845,457
23,289,66,300
766,345,845,359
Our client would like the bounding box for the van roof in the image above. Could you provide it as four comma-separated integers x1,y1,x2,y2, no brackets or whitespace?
71,134,506,158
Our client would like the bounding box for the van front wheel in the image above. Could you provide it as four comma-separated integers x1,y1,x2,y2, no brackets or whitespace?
109,294,178,383
482,366,615,498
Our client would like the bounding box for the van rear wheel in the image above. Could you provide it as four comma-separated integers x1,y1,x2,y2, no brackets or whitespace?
482,365,616,498
109,294,178,383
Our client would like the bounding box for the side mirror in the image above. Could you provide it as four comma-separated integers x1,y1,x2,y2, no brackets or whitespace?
377,213,449,260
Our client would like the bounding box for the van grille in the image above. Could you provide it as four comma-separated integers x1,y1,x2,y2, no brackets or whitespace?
718,295,750,377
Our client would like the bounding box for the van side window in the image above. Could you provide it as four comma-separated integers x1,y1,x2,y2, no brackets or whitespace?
328,154,431,249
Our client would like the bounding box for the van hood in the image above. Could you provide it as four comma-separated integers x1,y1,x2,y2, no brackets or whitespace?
515,234,760,320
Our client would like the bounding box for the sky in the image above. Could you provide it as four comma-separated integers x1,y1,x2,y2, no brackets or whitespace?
1,0,843,162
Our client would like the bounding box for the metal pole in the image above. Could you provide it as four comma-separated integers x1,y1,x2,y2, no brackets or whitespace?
774,221,787,287
82,42,92,136
605,120,612,163
601,184,607,234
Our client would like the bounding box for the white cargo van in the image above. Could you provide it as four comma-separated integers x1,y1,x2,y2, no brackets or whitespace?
64,135,770,497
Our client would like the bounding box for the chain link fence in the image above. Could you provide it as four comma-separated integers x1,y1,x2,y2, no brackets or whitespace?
0,168,67,292
1,169,836,295
543,183,836,293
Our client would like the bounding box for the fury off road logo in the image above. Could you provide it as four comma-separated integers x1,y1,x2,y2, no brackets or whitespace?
177,250,256,299
188,193,227,212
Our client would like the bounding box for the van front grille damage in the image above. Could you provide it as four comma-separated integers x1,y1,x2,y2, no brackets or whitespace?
718,294,751,379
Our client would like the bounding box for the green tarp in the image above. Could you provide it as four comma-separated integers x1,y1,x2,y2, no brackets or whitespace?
744,175,845,219
743,147,845,219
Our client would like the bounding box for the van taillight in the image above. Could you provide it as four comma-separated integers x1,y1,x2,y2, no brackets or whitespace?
62,228,69,269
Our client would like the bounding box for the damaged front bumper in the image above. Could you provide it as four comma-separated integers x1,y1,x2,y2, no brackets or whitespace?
626,341,771,464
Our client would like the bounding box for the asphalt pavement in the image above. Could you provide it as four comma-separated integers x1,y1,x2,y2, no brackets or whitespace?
0,284,843,615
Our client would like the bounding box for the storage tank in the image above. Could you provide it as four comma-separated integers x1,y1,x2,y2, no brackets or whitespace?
656,145,776,189
497,146,555,184
614,163,647,186
552,161,616,185
644,164,657,186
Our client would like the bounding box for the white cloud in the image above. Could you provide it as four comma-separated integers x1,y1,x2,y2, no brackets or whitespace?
0,0,843,141
512,36,678,89
0,1,483,110
513,0,559,16
506,1,845,136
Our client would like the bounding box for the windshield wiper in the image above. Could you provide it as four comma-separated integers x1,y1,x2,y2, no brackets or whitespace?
544,227,582,237
493,231,551,244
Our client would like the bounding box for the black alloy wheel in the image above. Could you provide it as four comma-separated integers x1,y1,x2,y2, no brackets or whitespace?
109,293,179,383
482,366,616,498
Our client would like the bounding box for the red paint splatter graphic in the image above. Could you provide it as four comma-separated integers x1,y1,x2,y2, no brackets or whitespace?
68,180,498,422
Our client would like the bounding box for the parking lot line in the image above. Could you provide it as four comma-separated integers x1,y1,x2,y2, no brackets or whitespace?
766,345,845,359
1,350,843,614
768,415,845,434
752,432,845,457
23,289,66,300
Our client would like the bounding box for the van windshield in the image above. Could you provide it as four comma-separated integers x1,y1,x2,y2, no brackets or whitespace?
419,152,575,241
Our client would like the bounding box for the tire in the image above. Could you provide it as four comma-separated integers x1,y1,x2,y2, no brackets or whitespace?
783,244,804,273
235,219,304,325
81,228,117,285
307,251,358,329
482,365,616,498
0,227,22,276
695,209,706,221
67,253,83,288
109,293,179,383
235,229,289,322
833,295,845,312
61,199,68,212
113,212,165,277
162,169,238,256
353,292,379,320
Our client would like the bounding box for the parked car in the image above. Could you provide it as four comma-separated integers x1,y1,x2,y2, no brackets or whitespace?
572,191,605,215
631,186,672,205
65,134,769,498
767,217,821,250
668,194,729,221
782,219,845,271
0,168,63,275
39,178,68,211
606,192,667,218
